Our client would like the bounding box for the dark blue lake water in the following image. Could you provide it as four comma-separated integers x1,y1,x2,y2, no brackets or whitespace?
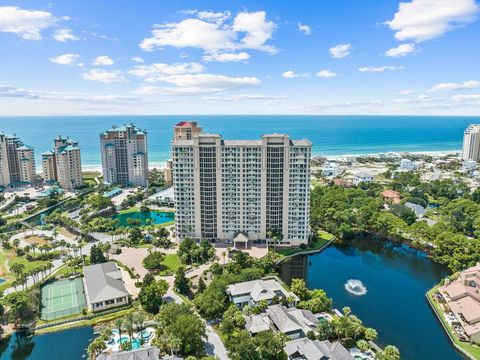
278,238,465,360
0,326,94,360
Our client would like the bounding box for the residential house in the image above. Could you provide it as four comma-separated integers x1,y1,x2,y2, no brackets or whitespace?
227,278,298,309
284,338,354,360
439,263,480,344
353,172,373,185
399,158,416,171
381,189,401,204
83,262,129,312
245,304,318,339
405,202,426,218
96,346,160,360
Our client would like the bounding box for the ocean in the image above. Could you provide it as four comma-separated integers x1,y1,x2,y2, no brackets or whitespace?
0,115,475,168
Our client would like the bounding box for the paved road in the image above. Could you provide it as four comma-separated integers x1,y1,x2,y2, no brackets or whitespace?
204,320,229,360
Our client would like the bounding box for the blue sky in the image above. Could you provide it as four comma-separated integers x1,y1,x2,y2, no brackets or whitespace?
0,0,479,115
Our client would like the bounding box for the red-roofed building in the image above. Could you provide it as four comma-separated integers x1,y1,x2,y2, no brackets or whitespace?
174,121,202,140
381,189,402,204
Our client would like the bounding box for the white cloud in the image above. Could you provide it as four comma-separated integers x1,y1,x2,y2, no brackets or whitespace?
297,22,311,35
282,71,301,78
204,94,288,101
329,43,351,58
49,53,80,66
429,80,480,92
93,56,114,66
385,0,479,42
0,84,139,104
316,70,337,78
131,57,144,63
385,43,416,57
358,65,405,72
400,89,416,95
53,28,78,42
133,73,260,95
451,94,480,102
0,6,57,40
202,52,250,62
82,69,128,83
129,62,204,82
140,10,277,57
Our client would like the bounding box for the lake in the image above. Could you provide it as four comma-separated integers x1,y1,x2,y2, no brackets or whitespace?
278,238,465,360
0,327,94,360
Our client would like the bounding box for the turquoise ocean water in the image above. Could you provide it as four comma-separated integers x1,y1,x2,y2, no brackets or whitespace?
0,115,475,167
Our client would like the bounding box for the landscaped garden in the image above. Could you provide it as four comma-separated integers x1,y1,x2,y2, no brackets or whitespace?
275,230,335,257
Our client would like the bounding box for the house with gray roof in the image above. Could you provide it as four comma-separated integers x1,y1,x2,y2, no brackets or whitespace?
83,262,129,312
405,202,426,218
226,278,299,309
284,338,354,360
265,305,319,339
97,346,160,360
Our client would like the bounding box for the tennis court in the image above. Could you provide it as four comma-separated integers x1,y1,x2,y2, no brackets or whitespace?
41,278,87,320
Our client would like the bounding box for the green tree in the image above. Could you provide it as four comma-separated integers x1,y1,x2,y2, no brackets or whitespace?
139,279,169,314
142,251,166,271
174,266,190,295
378,345,400,360
290,278,309,301
90,244,107,265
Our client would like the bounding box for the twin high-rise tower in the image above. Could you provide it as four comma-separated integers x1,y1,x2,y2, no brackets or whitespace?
172,122,312,246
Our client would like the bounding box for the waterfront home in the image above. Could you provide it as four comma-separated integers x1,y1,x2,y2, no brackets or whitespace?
83,262,129,312
97,346,159,360
227,278,298,309
438,263,480,343
405,202,426,218
353,172,373,185
284,338,354,360
245,304,318,339
463,160,477,171
381,189,401,204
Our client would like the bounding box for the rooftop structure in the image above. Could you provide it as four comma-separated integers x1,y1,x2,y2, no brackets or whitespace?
381,189,401,204
173,121,202,141
405,202,426,218
353,172,373,185
96,346,160,360
83,262,129,312
284,338,354,360
399,158,416,171
226,278,298,309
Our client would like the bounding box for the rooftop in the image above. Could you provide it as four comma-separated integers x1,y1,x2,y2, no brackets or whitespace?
284,338,354,360
83,262,129,304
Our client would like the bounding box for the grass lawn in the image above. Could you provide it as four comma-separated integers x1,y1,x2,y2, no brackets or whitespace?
158,253,181,275
118,206,139,215
276,230,335,257
427,285,480,359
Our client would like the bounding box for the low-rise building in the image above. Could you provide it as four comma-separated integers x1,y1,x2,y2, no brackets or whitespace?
399,158,416,171
284,338,354,360
439,263,480,344
405,202,426,218
381,189,401,204
227,278,298,309
96,346,160,360
323,162,339,177
83,262,129,312
245,304,318,339
353,172,373,185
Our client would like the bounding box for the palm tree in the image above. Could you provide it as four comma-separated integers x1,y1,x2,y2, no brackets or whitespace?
114,318,123,340
221,251,226,265
135,313,146,344
52,227,58,241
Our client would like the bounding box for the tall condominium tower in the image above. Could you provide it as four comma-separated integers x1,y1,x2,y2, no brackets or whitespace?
0,132,35,187
172,132,312,246
42,136,83,190
100,124,148,187
174,121,203,141
463,124,480,161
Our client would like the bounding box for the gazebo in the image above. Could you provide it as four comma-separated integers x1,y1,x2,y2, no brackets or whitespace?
233,232,249,249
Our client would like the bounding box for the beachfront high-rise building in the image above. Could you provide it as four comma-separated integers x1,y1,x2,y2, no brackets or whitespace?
42,136,83,190
463,124,480,161
0,132,36,187
172,131,312,246
174,121,203,141
100,124,148,187
164,159,173,187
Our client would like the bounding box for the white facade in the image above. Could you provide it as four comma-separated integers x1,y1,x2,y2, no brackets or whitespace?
399,158,416,171
354,172,373,185
173,133,311,246
463,124,480,161
322,162,339,177
100,124,148,187
17,145,36,184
